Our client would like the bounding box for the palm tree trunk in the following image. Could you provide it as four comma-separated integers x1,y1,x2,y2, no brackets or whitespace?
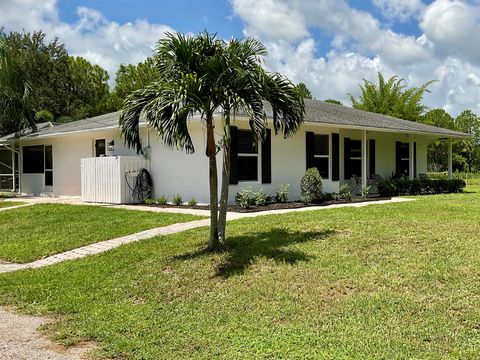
206,117,219,251
218,138,230,244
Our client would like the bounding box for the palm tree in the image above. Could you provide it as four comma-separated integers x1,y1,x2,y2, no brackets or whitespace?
0,37,35,135
349,72,435,122
120,32,305,251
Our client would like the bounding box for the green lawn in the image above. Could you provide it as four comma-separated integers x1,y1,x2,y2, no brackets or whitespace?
1,189,480,359
0,204,202,263
0,201,23,209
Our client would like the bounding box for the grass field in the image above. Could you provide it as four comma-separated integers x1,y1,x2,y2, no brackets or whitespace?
0,201,23,209
0,189,479,359
0,204,202,263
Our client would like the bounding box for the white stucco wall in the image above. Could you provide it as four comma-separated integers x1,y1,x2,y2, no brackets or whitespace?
19,129,145,196
17,118,433,203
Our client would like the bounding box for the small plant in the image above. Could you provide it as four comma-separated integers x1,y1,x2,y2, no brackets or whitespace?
156,195,168,205
339,183,352,201
300,168,323,203
172,194,183,206
275,184,289,203
143,198,156,205
361,185,372,199
188,198,198,206
300,194,311,204
235,187,254,209
253,189,271,206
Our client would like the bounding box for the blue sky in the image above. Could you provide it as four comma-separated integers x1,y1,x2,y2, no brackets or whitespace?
1,0,480,115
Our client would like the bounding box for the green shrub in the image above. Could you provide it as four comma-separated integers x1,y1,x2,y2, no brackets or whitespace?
339,184,352,201
188,198,198,206
378,178,466,197
275,184,289,203
300,194,311,204
361,185,372,199
318,192,334,202
172,194,183,206
156,195,168,205
235,187,254,209
143,198,156,205
35,109,54,123
300,168,323,203
253,189,270,206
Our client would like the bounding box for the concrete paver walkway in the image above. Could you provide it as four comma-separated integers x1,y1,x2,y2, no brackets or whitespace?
0,218,209,274
0,197,413,274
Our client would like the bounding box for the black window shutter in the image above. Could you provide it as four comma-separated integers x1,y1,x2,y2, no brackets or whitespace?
306,132,315,169
332,133,339,181
414,142,417,178
369,139,376,177
344,137,351,179
229,126,239,184
395,141,402,176
261,129,272,184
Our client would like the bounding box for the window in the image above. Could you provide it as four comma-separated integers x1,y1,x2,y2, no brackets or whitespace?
400,142,409,176
237,130,258,181
23,145,45,173
313,134,329,178
349,140,362,178
95,139,106,157
44,145,53,186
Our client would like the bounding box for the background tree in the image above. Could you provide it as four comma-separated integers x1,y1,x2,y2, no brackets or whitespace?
120,32,304,251
0,37,35,135
295,82,313,99
1,30,116,122
422,109,456,171
114,57,158,101
455,110,480,171
349,72,435,122
324,99,343,105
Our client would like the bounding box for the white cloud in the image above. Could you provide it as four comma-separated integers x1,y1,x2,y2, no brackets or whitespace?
231,0,480,116
420,0,480,66
0,0,173,81
373,0,425,22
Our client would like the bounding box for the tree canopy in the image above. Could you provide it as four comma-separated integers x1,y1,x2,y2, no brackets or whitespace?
349,72,435,122
295,82,313,99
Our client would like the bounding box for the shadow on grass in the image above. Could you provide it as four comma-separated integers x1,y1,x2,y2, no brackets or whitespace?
173,228,335,278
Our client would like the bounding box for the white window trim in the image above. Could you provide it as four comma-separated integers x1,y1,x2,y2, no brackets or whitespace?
237,140,261,184
313,133,331,180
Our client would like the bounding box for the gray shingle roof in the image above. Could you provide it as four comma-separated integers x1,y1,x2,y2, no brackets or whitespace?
0,100,470,142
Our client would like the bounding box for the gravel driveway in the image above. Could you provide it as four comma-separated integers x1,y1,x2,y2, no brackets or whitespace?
0,307,93,359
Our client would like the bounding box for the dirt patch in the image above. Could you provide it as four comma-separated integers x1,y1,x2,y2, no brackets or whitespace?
140,196,392,213
0,307,95,360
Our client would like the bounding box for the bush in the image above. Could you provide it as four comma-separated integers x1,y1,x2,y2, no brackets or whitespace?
156,195,168,205
378,178,466,197
172,194,183,206
143,198,155,205
339,184,352,201
35,109,54,123
253,189,271,206
188,198,198,206
275,184,289,203
300,168,323,203
300,194,311,204
235,187,254,209
361,185,372,199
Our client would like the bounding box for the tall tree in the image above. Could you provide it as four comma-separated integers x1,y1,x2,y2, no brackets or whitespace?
114,57,158,100
455,110,480,171
422,109,456,171
349,72,435,122
1,30,116,121
0,37,35,135
295,82,313,99
120,32,304,251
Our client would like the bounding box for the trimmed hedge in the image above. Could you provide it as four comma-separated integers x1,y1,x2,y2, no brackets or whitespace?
377,178,466,197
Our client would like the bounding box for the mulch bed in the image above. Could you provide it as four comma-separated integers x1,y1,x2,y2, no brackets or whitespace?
140,196,392,213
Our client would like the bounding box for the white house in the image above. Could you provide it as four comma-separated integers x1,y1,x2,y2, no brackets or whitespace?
0,100,469,203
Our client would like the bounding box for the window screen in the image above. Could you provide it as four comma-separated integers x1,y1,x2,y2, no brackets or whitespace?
95,139,106,157
313,135,329,178
23,146,44,174
237,130,258,181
